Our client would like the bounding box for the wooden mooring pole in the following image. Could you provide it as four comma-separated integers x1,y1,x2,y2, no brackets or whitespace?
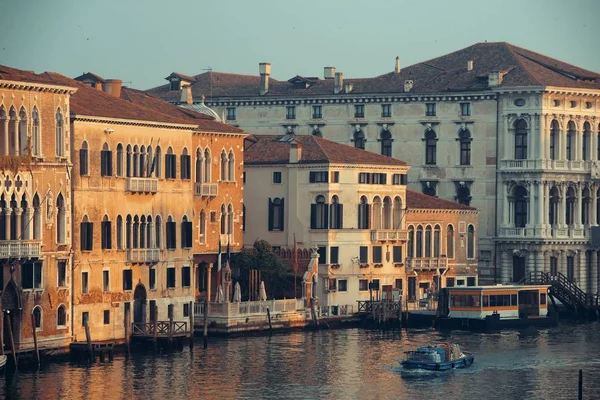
84,319,93,362
168,308,174,347
188,301,194,349
6,312,17,368
578,369,583,400
153,307,159,352
266,307,273,335
0,299,4,356
124,308,131,356
30,313,40,368
203,297,209,349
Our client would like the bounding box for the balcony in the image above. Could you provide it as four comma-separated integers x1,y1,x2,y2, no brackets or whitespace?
195,183,218,197
370,229,408,243
406,257,448,271
126,248,160,264
220,234,234,245
498,226,588,240
499,159,587,173
0,240,41,259
126,177,158,193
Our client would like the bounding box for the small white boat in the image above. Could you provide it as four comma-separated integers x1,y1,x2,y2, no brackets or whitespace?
0,355,6,369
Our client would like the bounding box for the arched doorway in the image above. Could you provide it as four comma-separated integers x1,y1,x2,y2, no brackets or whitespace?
512,255,526,283
133,284,147,324
2,280,21,350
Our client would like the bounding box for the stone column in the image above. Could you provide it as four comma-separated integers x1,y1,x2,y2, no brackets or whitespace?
591,185,598,226
578,250,587,291
536,182,544,229
591,124,598,160
14,208,22,241
536,250,544,275
149,222,155,248
11,118,18,156
558,186,566,228
590,251,598,295
24,208,32,240
1,118,8,156
4,208,11,240
527,251,536,279
206,263,213,302
559,250,567,276
502,183,510,227
528,184,535,228
575,184,583,228
501,250,511,283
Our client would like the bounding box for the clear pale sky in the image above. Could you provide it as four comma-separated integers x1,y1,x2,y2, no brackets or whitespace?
1,0,599,90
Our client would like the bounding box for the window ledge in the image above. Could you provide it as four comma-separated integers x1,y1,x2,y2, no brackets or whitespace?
56,325,67,330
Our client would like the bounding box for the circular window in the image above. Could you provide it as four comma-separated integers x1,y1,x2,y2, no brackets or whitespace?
553,99,561,107
570,101,577,108
585,101,593,109
514,98,526,107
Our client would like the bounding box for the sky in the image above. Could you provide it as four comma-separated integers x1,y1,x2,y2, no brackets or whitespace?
1,0,599,90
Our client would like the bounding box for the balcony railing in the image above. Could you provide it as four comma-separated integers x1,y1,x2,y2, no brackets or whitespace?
370,229,408,242
406,257,448,270
220,234,234,245
0,240,41,259
500,159,587,172
126,248,160,264
126,177,158,193
195,183,218,197
499,226,589,239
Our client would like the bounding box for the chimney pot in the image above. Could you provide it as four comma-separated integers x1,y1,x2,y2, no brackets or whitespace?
289,141,302,163
180,86,193,105
324,67,336,79
103,79,122,98
395,56,401,74
334,72,344,94
467,60,474,71
344,82,353,93
259,62,271,96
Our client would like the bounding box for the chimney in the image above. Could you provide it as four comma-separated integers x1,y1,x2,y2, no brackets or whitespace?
404,80,413,92
467,60,474,71
488,71,504,87
334,72,343,94
259,62,271,96
180,85,193,104
324,67,336,79
395,56,401,74
344,82,353,93
289,141,302,163
103,79,122,98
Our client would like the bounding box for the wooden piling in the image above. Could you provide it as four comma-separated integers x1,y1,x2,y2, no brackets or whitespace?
203,297,208,349
124,307,131,356
578,369,583,400
0,299,4,356
153,307,159,352
168,307,174,346
84,319,93,362
5,312,17,368
30,313,40,368
188,301,194,349
266,307,273,335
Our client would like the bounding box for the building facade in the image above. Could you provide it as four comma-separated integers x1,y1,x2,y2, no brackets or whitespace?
147,42,600,294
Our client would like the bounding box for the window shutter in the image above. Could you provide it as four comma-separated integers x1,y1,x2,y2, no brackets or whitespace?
107,151,113,176
80,222,87,250
181,222,187,248
309,172,315,183
106,221,112,249
310,204,317,229
366,204,371,229
280,198,285,231
338,204,343,229
172,156,177,178
268,198,273,231
185,222,192,248
330,247,339,264
87,223,94,251
323,205,329,228
357,204,361,228
79,149,87,175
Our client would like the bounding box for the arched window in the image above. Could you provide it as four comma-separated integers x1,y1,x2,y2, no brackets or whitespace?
358,196,370,229
133,145,140,177
425,226,432,257
220,151,228,181
101,143,112,177
195,148,203,184
55,109,64,157
180,147,191,180
393,197,402,228
126,145,132,177
33,306,42,330
382,196,392,229
597,123,600,160
425,130,437,165
32,106,41,156
116,215,123,249
380,129,392,157
310,195,328,229
199,210,206,244
79,141,89,175
459,129,471,166
407,226,414,258
550,120,559,160
372,196,382,230
126,215,132,249
423,183,436,196
566,121,575,161
0,106,7,155
446,225,454,258
20,195,29,240
181,215,192,248
433,225,441,257
330,195,343,229
220,205,227,234
514,119,528,160
566,186,576,225
513,185,528,228
8,107,17,156
353,129,365,150
228,150,235,182
204,149,211,182
227,204,234,238
80,215,93,251
57,305,67,327
18,107,27,156
583,122,591,161
139,145,146,177
549,186,559,226
113,143,122,177
133,216,139,248
146,215,152,248
166,215,176,249
416,226,423,258
33,193,41,240
268,197,284,231
101,215,112,250
154,146,162,178
139,216,146,248
56,193,66,244
467,225,475,259
582,187,591,225
456,185,471,206
155,215,162,248
9,194,17,240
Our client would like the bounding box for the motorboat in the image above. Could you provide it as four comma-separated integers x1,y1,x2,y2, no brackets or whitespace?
0,355,6,370
400,343,474,371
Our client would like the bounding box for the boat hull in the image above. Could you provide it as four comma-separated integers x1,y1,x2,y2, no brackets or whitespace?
401,354,474,371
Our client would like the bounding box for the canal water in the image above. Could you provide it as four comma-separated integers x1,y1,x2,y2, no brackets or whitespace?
2,322,600,400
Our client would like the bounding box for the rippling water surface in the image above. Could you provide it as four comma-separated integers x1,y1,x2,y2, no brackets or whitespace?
3,322,600,399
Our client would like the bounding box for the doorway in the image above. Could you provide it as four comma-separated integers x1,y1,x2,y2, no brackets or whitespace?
2,280,21,350
512,255,526,283
133,284,147,324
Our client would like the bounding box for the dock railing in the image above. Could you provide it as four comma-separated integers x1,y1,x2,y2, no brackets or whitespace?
318,304,354,317
194,298,305,319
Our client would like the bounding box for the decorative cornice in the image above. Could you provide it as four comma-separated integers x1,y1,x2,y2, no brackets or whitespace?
0,80,77,94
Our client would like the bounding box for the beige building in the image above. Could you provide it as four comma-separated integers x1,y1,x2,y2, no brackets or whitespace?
147,42,600,294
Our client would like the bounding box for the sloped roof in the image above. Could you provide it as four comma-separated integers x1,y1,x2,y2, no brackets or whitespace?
406,190,476,211
0,64,73,87
74,72,105,83
166,72,197,83
146,42,600,100
244,134,408,166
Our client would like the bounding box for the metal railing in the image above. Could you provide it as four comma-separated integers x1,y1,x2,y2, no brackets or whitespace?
126,177,158,193
0,240,41,259
195,183,218,197
194,298,305,317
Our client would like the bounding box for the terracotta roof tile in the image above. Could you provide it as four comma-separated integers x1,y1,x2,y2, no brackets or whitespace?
406,190,476,211
0,64,72,86
245,134,408,166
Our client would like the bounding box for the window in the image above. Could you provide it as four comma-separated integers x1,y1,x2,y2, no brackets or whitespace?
467,277,476,287
56,194,66,244
567,121,575,161
550,257,558,276
514,119,528,160
103,310,110,325
226,107,236,121
165,147,177,179
358,172,387,184
312,127,323,137
425,130,437,165
101,215,112,250
312,105,322,119
80,216,94,251
103,270,110,292
583,122,591,161
317,246,326,265
55,109,64,157
354,104,365,118
359,279,368,291
167,267,176,288
446,277,455,287
330,171,339,183
330,246,339,264
446,225,454,258
550,120,558,160
309,171,328,183
79,142,89,175
392,174,407,185
182,266,191,287
416,226,423,257
183,303,190,318
116,215,123,249
338,279,348,292
81,312,89,327
22,262,43,289
513,186,528,228
82,271,89,294
359,246,368,263
467,225,475,259
380,129,392,157
566,187,576,226
353,129,365,149
393,246,403,263
32,107,41,156
268,198,285,231
32,306,42,329
433,226,441,257
286,106,296,120
425,226,432,257
329,195,343,229
372,246,382,264
328,278,337,291
150,267,156,290
381,104,391,118
407,227,414,258
273,172,282,184
123,269,133,291
180,148,191,180
456,185,471,206
170,79,180,91
101,143,113,176
155,146,162,178
181,216,193,248
166,217,177,249
566,256,574,282
460,102,471,116
459,129,471,165
57,305,66,327
311,195,328,229
58,261,66,287
425,103,436,117
358,196,370,229
116,144,124,176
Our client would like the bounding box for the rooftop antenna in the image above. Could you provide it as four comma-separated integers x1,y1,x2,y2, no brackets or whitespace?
201,67,213,103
